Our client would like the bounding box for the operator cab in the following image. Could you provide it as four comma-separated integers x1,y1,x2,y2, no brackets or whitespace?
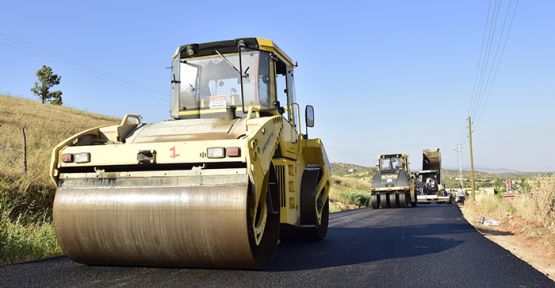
378,154,408,172
170,38,298,123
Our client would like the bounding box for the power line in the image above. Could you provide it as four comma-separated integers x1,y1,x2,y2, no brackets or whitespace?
474,0,519,127
473,0,511,118
470,0,502,119
0,32,168,102
326,145,371,164
468,0,495,118
458,0,519,146
470,0,519,124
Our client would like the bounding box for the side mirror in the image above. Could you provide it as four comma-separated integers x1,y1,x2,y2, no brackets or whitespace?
305,105,315,128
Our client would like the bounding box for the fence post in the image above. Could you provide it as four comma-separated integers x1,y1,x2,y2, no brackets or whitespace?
22,127,27,174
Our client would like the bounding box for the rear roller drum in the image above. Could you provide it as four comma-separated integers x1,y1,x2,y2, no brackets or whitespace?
280,168,329,242
246,167,281,269
315,198,329,239
280,199,329,242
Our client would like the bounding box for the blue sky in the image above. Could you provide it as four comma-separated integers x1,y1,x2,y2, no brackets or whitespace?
0,1,553,171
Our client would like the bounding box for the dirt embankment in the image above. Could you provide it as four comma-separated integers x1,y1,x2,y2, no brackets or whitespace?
460,189,555,281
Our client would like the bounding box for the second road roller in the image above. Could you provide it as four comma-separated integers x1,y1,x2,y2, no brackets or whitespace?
371,154,416,209
49,38,330,269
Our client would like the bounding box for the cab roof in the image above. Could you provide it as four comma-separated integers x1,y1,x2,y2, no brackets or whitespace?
173,37,294,66
379,154,408,159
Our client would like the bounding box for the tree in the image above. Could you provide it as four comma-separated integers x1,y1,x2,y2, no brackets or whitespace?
31,65,63,105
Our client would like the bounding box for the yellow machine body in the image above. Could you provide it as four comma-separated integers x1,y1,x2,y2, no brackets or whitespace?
50,38,330,269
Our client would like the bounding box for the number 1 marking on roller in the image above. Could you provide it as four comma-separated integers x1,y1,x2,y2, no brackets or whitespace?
170,146,180,158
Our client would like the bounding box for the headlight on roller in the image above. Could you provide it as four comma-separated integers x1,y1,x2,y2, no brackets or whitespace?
207,147,225,158
74,152,91,163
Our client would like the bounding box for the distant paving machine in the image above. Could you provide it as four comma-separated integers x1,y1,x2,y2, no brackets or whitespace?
414,148,452,204
371,154,416,209
50,38,331,270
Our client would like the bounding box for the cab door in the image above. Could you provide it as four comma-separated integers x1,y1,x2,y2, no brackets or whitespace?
273,57,299,159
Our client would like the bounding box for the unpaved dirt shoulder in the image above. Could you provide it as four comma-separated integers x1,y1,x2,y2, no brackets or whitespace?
460,204,555,281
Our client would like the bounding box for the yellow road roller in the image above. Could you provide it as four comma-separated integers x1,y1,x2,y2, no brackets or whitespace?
49,38,330,269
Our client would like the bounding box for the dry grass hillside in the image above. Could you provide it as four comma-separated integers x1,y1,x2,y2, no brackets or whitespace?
0,96,117,183
0,95,117,264
329,163,376,212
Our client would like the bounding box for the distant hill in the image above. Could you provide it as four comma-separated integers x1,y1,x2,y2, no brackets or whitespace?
332,160,551,192
331,162,376,177
443,167,540,175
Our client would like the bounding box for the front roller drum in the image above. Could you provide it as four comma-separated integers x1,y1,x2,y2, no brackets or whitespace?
53,178,280,269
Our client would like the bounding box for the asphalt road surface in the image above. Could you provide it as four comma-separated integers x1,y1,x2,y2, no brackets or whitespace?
1,205,553,288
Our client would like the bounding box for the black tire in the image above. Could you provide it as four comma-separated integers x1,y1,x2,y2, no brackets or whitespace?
371,194,379,209
399,193,408,208
389,193,398,208
379,193,388,209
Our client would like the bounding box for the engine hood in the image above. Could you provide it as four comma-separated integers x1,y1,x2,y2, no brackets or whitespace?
125,118,247,144
372,170,410,188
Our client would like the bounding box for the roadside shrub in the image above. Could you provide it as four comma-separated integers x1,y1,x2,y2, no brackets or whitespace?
329,175,372,209
0,204,61,265
530,176,555,232
340,189,371,208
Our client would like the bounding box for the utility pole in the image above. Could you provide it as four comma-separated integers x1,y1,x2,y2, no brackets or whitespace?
468,116,476,200
454,144,463,188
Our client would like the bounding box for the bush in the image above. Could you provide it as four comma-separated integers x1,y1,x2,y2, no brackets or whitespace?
531,176,555,232
340,189,371,208
329,175,372,209
465,174,555,234
0,206,62,265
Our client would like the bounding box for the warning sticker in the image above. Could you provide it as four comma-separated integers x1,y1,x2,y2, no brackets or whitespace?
209,96,227,110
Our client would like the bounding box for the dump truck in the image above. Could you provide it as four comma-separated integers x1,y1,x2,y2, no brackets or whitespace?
49,38,330,270
414,148,452,204
371,154,416,208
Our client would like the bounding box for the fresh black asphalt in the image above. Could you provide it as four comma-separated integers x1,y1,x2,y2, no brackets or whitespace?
0,205,552,288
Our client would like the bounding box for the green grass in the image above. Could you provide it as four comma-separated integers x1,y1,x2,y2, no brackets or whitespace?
329,174,373,212
0,95,117,265
0,215,62,265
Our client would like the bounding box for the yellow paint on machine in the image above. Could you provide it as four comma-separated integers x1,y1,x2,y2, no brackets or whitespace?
49,38,331,269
